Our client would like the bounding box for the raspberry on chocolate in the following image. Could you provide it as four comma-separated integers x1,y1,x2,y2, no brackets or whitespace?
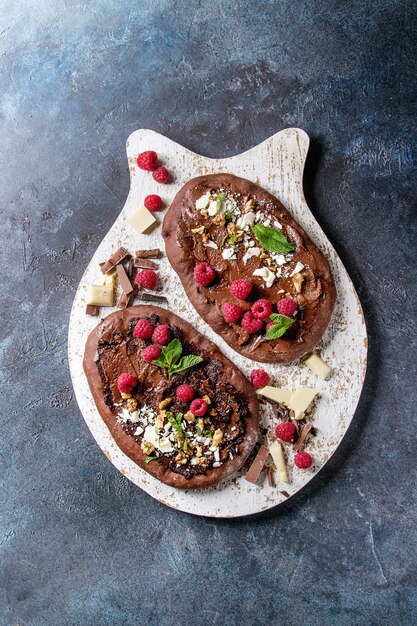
230,278,252,301
194,262,215,287
152,166,170,184
241,311,263,334
277,298,298,317
152,324,170,345
143,345,161,364
275,421,296,442
135,269,157,291
294,451,313,469
117,372,137,393
133,319,154,339
137,150,158,171
250,369,270,389
251,298,273,320
223,302,244,323
144,194,163,212
190,398,208,416
176,384,195,402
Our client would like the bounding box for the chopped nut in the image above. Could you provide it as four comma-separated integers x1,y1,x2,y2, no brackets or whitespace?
154,414,165,431
120,392,131,400
159,397,173,410
198,456,207,467
202,395,211,405
126,398,137,411
293,273,304,293
212,428,223,447
227,222,237,235
175,452,188,465
259,249,268,260
235,230,244,241
141,441,155,455
197,418,205,430
184,410,196,422
200,209,208,218
213,213,225,226
245,198,255,213
196,445,203,458
209,407,217,416
191,225,206,234
202,233,209,244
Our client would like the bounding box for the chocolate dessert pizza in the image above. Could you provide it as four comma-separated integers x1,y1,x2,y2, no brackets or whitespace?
162,173,336,364
83,305,259,489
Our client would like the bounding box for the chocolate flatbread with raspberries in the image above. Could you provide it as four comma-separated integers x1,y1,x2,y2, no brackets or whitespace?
162,173,336,364
83,305,259,489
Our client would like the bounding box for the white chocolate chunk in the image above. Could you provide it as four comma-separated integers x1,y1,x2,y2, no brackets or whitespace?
269,442,288,483
257,386,293,404
158,437,174,453
304,353,332,380
208,200,219,216
290,261,305,277
86,284,114,306
127,206,157,233
195,192,210,210
288,388,317,420
143,425,159,447
222,247,236,260
242,247,260,263
253,267,276,288
204,240,219,249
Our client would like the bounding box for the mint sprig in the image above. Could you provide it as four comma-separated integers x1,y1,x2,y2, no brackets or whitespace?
152,339,203,376
265,314,295,340
145,455,158,464
251,224,295,253
167,412,188,439
216,192,224,213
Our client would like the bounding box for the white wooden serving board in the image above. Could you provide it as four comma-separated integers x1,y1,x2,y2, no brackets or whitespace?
68,128,367,518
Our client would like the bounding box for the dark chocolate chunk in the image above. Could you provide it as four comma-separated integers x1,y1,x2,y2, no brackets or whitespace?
86,304,99,316
133,258,159,270
100,247,130,274
245,445,269,484
116,264,134,296
293,423,314,452
135,248,161,259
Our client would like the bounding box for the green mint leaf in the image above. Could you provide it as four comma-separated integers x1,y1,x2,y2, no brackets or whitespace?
145,455,158,464
265,314,295,339
168,412,186,438
216,192,224,212
162,338,183,368
204,431,211,438
196,426,202,436
251,224,295,253
225,211,232,220
169,355,204,376
221,234,228,248
183,440,188,452
152,357,169,368
227,234,237,246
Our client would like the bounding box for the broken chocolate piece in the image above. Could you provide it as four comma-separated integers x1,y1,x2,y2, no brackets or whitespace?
86,304,99,316
245,445,269,484
267,466,276,487
117,292,133,309
293,423,314,452
116,264,134,296
280,490,290,498
135,248,161,259
135,291,168,303
133,258,159,270
100,247,130,274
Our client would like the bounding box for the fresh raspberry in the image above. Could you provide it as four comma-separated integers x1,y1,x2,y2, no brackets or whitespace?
143,345,161,364
241,311,263,334
275,421,296,442
230,278,252,300
117,373,137,393
223,302,244,323
144,194,163,212
152,166,170,184
152,324,170,345
176,384,195,402
190,398,208,416
133,319,154,339
251,298,273,320
137,150,158,171
294,451,313,469
277,298,298,317
250,369,270,389
135,269,157,290
194,262,215,287
265,321,275,332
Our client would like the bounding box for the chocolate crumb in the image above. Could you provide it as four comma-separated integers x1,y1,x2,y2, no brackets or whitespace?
267,466,276,487
86,304,99,316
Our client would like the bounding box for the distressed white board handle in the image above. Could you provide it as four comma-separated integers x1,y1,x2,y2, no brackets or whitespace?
68,128,367,518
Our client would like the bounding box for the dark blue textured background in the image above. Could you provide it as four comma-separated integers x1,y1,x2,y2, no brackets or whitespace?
1,1,416,624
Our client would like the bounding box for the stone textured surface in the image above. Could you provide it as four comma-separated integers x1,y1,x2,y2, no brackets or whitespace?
0,1,416,625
